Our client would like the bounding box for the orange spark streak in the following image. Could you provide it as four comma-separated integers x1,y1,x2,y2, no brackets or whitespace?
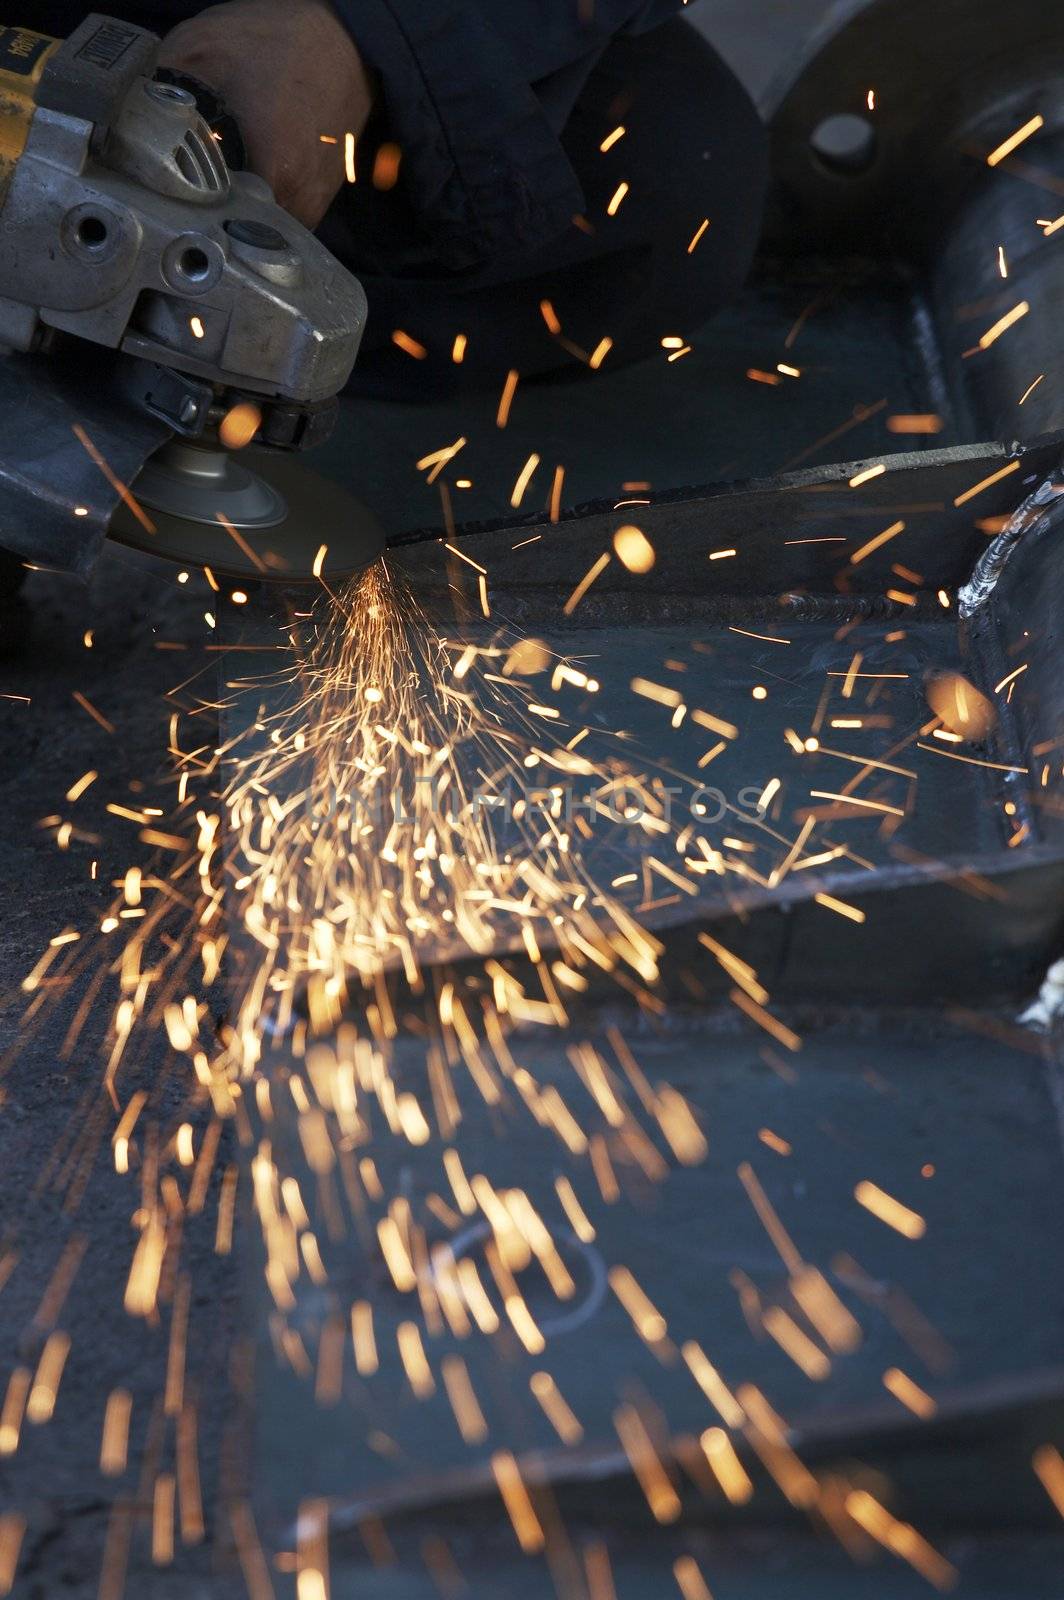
987,114,1044,165
687,219,710,253
72,691,115,734
497,369,520,428
72,424,155,534
978,301,1029,349
854,1180,926,1238
563,553,610,615
850,520,905,563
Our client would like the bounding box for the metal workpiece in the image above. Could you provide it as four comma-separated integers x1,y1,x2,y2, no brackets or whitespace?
216,430,1064,1015
962,476,1064,848
767,0,1064,442
227,454,1064,1590
0,347,170,575
926,110,1064,443
765,0,1064,242
388,433,1064,614
312,1366,1064,1543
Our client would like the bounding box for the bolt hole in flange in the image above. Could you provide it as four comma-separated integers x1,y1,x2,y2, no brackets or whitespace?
809,112,878,175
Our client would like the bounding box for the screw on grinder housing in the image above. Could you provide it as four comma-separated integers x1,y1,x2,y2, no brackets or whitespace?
0,13,384,582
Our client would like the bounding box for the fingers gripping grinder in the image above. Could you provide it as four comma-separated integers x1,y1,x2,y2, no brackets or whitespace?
0,14,383,582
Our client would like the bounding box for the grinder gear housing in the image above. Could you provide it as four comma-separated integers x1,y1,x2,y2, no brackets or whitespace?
0,13,383,581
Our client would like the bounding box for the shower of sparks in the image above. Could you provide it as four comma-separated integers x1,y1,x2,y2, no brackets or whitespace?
589,337,614,370
883,1367,936,1418
2,513,1011,1600
9,68,1059,1586
17,540,973,1571
0,1517,24,1596
850,520,905,564
845,1491,957,1589
952,458,1020,506
497,369,520,428
1033,1444,1064,1517
72,424,156,535
613,525,656,573
373,142,403,191
510,453,541,507
564,552,611,613
219,402,262,451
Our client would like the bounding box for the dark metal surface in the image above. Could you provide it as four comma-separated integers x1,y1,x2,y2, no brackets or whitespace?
963,481,1064,848
318,1367,1064,1535
765,0,1064,241
0,347,170,576
767,0,1064,441
388,433,1064,614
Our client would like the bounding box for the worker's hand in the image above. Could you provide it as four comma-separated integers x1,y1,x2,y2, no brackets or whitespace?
158,0,375,229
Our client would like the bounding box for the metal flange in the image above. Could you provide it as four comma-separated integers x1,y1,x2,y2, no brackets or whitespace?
767,0,1064,441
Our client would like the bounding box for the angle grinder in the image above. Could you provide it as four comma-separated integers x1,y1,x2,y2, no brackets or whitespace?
0,12,384,584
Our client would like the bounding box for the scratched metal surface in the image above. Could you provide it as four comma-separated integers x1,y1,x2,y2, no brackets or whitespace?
249,1024,1064,1501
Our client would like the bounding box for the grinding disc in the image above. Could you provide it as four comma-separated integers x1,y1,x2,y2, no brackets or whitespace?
108,443,386,582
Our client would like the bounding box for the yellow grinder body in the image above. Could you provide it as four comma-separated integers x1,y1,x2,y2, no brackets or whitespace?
0,26,58,204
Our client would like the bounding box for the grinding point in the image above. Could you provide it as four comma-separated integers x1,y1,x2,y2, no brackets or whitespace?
108,442,386,582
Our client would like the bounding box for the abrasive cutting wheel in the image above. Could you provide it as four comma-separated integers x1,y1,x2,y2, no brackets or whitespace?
108,435,386,583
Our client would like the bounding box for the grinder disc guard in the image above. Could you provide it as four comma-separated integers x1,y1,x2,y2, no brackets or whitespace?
109,440,386,582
